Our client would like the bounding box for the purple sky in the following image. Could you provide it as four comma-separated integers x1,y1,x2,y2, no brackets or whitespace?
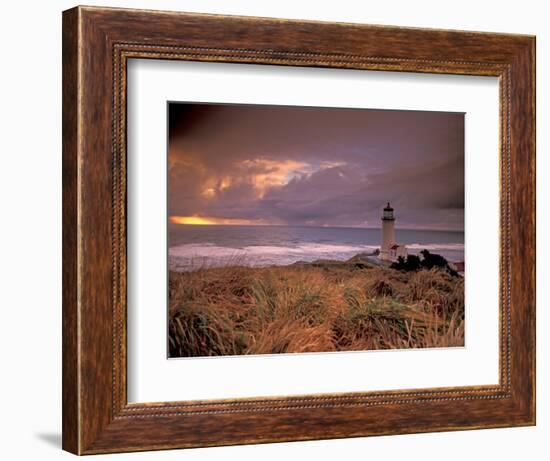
168,103,464,231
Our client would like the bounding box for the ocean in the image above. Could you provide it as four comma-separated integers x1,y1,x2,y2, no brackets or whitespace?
168,224,464,272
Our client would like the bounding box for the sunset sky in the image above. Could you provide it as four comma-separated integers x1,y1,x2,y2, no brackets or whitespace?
168,103,464,231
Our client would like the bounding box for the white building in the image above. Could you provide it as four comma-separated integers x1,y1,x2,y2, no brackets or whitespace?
379,202,408,261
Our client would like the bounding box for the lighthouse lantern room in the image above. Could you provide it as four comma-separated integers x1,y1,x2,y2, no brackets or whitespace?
382,203,394,221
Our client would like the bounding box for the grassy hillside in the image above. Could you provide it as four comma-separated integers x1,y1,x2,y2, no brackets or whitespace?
168,261,464,357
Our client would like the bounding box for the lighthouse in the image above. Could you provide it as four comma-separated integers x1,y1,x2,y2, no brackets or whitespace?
379,202,407,261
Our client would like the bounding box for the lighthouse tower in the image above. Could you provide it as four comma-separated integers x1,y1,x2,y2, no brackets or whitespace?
379,202,407,261
380,202,395,260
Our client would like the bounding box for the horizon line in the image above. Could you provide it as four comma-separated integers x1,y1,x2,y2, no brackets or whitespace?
168,221,464,233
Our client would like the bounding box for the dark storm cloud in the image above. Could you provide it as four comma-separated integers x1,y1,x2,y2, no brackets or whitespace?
168,103,464,230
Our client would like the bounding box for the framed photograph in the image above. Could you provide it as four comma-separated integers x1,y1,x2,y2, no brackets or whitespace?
62,6,535,454
166,102,467,359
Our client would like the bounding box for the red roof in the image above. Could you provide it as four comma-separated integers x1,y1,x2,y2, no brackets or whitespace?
390,244,400,250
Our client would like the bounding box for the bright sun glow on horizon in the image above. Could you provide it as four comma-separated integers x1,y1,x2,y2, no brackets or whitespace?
169,216,269,226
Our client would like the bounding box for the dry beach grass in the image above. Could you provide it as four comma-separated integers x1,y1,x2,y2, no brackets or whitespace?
168,260,464,357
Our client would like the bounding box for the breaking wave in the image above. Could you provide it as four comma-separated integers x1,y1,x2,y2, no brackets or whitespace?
169,241,464,272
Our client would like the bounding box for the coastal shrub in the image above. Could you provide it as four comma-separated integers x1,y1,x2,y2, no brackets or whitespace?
391,251,459,277
391,254,421,272
420,250,459,277
419,249,448,269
